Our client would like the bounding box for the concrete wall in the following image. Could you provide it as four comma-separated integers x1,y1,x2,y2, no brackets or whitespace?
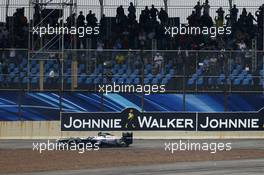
0,121,264,139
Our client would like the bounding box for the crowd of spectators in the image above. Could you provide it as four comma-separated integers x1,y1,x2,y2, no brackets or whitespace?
0,1,263,51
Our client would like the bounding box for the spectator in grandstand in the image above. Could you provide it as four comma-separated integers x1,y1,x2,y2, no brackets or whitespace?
86,10,97,27
234,39,247,66
115,53,125,64
128,2,136,15
128,9,136,23
48,69,56,85
194,1,202,17
150,5,158,20
77,11,85,27
66,13,76,27
99,14,107,37
255,5,264,30
13,8,27,28
237,8,248,29
216,7,225,26
230,4,239,25
187,11,200,26
117,5,125,17
158,8,168,25
86,10,93,25
139,10,147,25
77,11,86,49
91,13,98,27
237,40,247,51
33,4,41,25
246,12,257,37
200,13,213,28
103,64,113,83
116,6,127,28
246,12,257,26
202,0,210,16
154,52,164,73
142,6,151,20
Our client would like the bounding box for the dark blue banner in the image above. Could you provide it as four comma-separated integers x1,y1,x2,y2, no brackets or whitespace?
61,108,264,131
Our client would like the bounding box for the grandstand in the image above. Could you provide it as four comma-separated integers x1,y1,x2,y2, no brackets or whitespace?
0,0,264,119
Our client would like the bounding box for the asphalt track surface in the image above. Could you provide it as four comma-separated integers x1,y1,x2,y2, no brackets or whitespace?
5,159,264,175
0,139,264,150
1,139,263,175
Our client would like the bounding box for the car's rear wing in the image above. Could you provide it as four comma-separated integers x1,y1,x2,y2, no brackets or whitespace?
122,132,133,145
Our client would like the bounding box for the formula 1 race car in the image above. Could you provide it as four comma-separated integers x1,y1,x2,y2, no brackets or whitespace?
58,132,133,148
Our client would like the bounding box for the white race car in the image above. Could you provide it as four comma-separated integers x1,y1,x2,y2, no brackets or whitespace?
58,132,133,147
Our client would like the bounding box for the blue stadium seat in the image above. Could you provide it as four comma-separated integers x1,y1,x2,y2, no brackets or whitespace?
20,72,26,78
117,78,124,84
133,78,140,84
242,79,252,86
66,78,71,84
31,77,38,84
232,69,239,75
259,79,264,86
125,78,133,84
144,78,150,84
85,77,93,84
146,73,153,79
94,78,101,84
152,78,159,84
169,69,175,75
236,65,242,71
130,73,137,79
192,73,198,79
9,72,15,78
246,74,253,80
22,77,28,84
111,68,117,74
146,64,152,69
121,64,127,70
196,69,203,76
79,64,85,70
187,78,195,86
259,70,264,76
133,69,139,75
156,73,163,80
165,73,171,79
103,78,108,84
118,69,125,75
13,77,19,83
161,78,169,84
9,63,15,69
197,78,203,85
112,77,118,83
233,78,241,85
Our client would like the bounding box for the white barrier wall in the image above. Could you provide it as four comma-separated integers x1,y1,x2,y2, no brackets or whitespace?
0,121,264,139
